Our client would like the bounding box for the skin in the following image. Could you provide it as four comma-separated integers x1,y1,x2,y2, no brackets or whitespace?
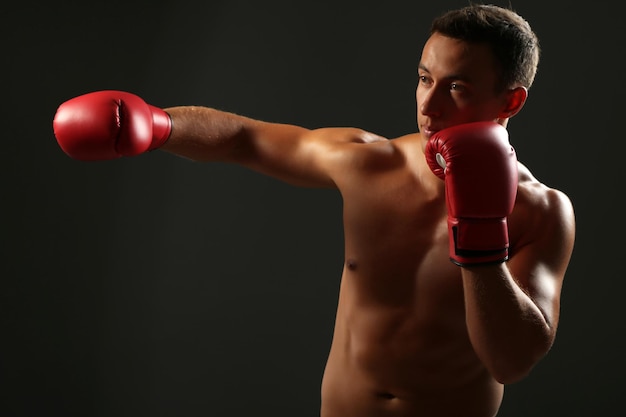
159,33,576,417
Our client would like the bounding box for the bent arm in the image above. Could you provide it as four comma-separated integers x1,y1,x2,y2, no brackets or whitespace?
461,187,575,384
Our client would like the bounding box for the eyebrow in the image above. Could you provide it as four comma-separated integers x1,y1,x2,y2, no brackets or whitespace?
418,63,472,83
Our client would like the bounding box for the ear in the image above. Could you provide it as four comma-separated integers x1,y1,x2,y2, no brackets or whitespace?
498,86,528,119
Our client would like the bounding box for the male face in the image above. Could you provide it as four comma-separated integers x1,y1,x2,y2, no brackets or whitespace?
416,32,511,139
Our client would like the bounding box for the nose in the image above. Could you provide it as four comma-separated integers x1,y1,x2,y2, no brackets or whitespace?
417,86,442,118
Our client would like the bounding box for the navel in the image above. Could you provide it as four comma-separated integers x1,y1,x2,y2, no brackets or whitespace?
376,391,397,400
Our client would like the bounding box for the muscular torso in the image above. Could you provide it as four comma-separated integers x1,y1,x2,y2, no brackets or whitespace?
162,109,569,416
319,133,533,417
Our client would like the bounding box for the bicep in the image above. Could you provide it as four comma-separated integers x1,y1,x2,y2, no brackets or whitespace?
232,123,388,188
507,189,576,330
232,121,332,187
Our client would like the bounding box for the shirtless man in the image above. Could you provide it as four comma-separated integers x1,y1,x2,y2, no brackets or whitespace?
52,4,576,417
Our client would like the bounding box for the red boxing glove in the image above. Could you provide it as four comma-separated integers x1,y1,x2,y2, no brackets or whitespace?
425,122,518,266
53,90,171,161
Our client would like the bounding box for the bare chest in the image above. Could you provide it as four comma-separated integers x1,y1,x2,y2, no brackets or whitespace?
340,168,462,304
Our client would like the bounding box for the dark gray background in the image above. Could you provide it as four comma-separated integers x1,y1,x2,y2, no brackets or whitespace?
2,1,622,416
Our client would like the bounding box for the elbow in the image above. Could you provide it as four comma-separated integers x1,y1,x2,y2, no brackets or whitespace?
489,352,544,384
489,336,554,385
491,362,535,385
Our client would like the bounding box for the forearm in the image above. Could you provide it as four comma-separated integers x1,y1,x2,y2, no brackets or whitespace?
160,106,332,187
461,263,553,384
160,106,254,162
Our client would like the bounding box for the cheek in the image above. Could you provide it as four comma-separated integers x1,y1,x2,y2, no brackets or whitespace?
461,100,502,120
415,86,427,110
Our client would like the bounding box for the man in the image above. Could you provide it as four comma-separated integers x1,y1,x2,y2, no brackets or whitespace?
52,4,576,417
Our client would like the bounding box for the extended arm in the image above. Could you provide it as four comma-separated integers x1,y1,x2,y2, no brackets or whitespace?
161,105,334,187
52,90,387,188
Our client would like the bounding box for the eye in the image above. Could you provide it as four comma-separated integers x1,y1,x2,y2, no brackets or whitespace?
418,75,432,86
450,82,466,92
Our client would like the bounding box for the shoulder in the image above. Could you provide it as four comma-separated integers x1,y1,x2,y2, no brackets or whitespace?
510,162,576,267
516,163,574,220
304,127,413,171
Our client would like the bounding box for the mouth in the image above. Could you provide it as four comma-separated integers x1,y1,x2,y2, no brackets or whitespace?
420,125,441,139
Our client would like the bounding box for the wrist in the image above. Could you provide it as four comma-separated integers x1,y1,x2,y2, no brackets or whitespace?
148,106,172,150
448,217,509,266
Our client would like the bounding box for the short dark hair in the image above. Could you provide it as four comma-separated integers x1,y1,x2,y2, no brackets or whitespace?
430,4,540,91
